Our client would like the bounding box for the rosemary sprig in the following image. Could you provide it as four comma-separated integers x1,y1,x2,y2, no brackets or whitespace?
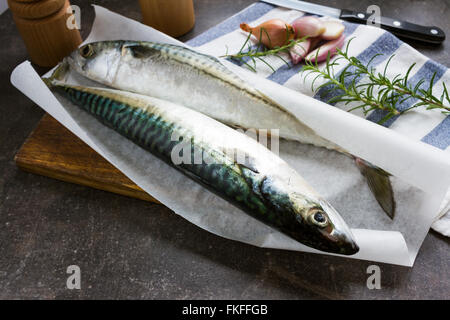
221,28,307,73
302,39,450,124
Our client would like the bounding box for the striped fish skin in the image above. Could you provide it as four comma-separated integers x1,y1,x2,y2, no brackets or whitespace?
66,41,396,219
48,80,359,255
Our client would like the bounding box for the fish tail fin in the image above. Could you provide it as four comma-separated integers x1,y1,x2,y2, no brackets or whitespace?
42,61,70,88
355,158,396,219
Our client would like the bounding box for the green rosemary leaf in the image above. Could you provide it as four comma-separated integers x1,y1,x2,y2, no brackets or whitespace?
427,72,437,96
415,101,431,107
328,94,349,104
239,31,252,54
366,53,383,69
378,112,397,124
403,63,416,86
249,55,257,70
262,28,272,49
311,74,324,92
274,54,291,68
413,79,425,93
391,74,403,86
257,56,276,72
382,55,396,79
348,104,369,113
242,59,256,72
427,93,441,104
443,82,450,104
399,95,414,105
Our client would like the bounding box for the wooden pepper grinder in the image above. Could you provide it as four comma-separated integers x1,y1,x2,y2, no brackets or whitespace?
8,0,82,67
139,0,195,37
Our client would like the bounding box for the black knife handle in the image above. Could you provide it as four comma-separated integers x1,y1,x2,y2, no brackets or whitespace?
339,9,446,44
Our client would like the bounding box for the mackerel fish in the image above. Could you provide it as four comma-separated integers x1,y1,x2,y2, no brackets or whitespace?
44,74,359,255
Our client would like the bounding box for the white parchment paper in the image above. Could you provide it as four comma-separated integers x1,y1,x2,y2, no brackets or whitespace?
10,6,450,266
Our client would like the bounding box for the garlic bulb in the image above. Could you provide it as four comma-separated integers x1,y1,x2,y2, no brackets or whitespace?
292,16,326,38
240,19,295,48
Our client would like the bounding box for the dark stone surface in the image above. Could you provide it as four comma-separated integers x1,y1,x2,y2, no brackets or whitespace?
0,0,449,299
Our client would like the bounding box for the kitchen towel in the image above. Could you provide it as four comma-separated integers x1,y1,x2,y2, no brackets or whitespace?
186,1,450,236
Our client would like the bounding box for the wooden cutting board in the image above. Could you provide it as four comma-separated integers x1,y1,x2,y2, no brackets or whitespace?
15,113,159,204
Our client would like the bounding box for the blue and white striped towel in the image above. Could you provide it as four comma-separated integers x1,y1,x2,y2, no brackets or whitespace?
186,1,450,236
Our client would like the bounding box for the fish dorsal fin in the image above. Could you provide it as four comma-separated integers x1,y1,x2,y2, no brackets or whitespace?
122,42,160,59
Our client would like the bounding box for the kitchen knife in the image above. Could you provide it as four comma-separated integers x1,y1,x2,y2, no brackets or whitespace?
260,0,446,44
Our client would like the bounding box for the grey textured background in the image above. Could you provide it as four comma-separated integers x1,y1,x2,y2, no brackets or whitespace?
0,0,449,299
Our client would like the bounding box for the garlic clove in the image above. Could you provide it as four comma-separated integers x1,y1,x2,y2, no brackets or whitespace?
305,35,345,63
321,21,345,40
289,39,311,64
240,19,295,49
292,16,326,38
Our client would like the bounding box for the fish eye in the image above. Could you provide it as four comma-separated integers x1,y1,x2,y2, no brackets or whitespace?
314,212,326,223
80,44,94,58
308,209,328,228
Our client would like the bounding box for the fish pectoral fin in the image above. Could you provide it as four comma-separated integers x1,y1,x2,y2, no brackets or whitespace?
228,148,263,193
238,163,266,199
42,61,70,87
238,163,259,182
356,158,396,219
238,161,259,175
222,147,260,174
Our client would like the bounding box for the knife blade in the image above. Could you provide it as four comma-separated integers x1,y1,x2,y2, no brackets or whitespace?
260,0,446,44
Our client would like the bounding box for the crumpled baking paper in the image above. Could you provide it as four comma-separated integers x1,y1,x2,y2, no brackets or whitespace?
10,6,450,266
